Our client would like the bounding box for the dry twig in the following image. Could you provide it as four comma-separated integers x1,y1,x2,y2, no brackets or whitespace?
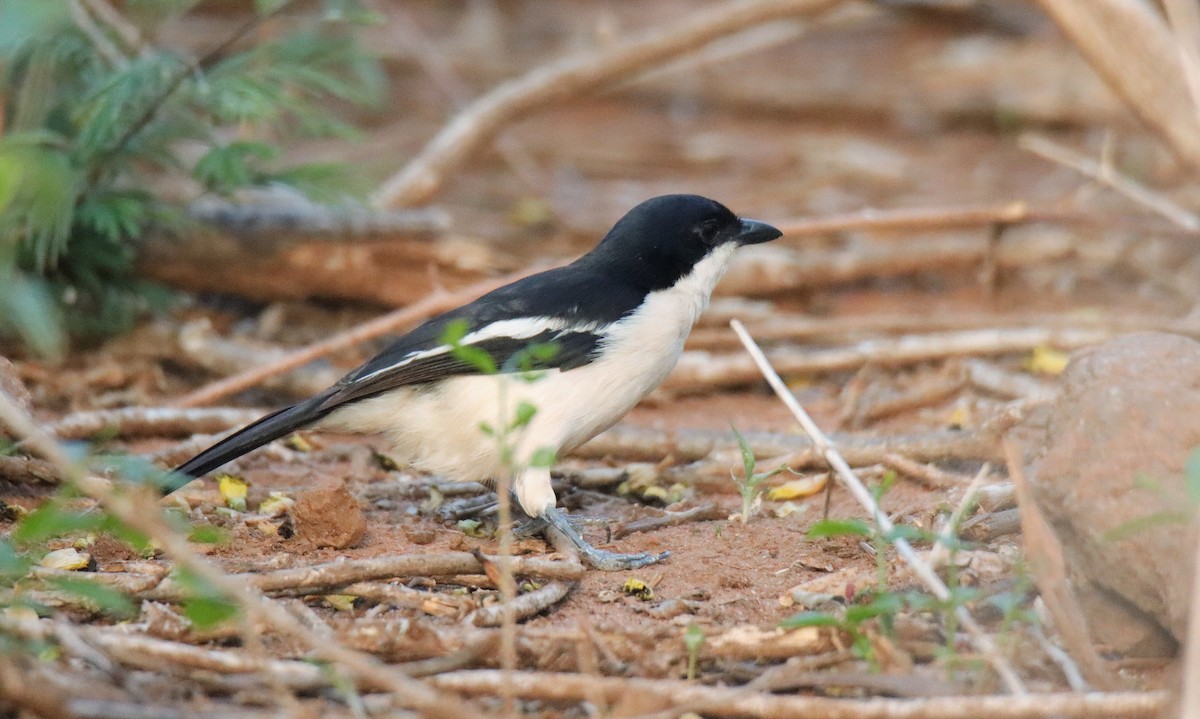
50,406,264,441
431,669,1164,718
1019,134,1200,230
718,233,1078,297
667,327,1109,393
36,552,584,603
172,269,529,408
470,581,574,627
612,503,724,539
372,0,845,207
578,423,1004,465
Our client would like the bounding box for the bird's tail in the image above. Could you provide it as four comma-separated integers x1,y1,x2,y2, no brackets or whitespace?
165,390,337,494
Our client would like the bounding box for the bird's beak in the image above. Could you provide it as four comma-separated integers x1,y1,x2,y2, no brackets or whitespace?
734,218,782,245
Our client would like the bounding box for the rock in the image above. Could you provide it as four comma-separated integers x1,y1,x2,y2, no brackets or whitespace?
291,477,367,549
1024,332,1200,651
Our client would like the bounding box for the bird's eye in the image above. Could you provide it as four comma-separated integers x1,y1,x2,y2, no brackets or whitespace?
694,220,720,246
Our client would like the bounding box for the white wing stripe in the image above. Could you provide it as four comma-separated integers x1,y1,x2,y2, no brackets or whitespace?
353,317,606,384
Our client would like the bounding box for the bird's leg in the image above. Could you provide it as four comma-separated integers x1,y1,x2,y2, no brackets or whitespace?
542,505,669,571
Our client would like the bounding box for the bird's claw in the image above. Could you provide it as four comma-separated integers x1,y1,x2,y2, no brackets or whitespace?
542,506,669,571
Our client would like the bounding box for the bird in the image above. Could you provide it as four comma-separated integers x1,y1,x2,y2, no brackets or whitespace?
167,194,782,570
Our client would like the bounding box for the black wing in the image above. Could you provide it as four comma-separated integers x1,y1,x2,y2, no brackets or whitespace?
168,265,642,492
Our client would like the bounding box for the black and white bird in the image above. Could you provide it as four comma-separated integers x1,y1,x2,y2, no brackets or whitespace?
168,194,781,570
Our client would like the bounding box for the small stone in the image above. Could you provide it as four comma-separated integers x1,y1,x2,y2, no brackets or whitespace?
291,478,367,549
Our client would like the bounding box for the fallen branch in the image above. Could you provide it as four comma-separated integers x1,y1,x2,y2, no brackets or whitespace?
665,326,1110,393
470,581,574,627
958,507,1022,542
175,318,342,399
688,312,1200,350
0,454,59,484
50,406,264,441
772,202,1066,237
371,0,845,207
172,269,530,408
853,372,967,425
612,503,725,539
718,232,1079,298
879,453,969,490
35,552,585,603
431,670,1165,719
577,423,1004,465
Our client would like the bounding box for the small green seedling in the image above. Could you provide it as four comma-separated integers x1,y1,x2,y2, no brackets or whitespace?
730,424,786,524
684,623,705,680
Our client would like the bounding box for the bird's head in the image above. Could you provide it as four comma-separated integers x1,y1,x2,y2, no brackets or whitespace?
582,194,782,291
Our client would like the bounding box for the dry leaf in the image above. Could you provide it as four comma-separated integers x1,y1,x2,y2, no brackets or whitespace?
766,474,827,501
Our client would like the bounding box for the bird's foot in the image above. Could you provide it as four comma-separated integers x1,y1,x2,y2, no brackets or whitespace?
542,506,669,571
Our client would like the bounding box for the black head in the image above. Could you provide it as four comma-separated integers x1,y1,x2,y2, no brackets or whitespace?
578,194,782,291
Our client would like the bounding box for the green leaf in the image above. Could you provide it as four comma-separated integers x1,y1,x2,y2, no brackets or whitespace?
13,502,105,544
47,577,136,618
684,623,704,651
452,344,497,375
807,518,873,539
513,401,537,429
729,424,756,482
528,447,557,469
188,525,228,545
780,611,843,629
182,595,240,629
1185,448,1200,505
193,141,279,194
1102,510,1190,541
883,524,924,542
0,273,66,360
0,540,30,581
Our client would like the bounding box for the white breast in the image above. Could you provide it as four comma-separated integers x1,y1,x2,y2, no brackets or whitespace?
324,242,738,516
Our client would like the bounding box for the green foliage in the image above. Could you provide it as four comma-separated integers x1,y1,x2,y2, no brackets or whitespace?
790,472,1033,668
684,623,704,681
729,425,786,523
0,0,384,349
1103,447,1200,541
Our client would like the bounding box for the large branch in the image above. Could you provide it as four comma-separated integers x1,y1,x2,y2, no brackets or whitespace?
371,0,845,208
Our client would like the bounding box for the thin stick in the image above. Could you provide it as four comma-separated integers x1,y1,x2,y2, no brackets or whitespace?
770,203,1200,240
172,269,527,408
772,202,1062,237
1019,134,1200,230
371,0,844,208
471,581,573,627
730,319,1026,694
432,670,1164,719
50,406,264,440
